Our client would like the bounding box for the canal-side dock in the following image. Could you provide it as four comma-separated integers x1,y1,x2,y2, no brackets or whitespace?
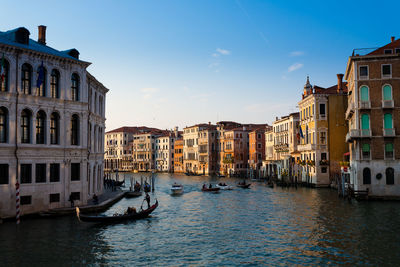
39,189,126,217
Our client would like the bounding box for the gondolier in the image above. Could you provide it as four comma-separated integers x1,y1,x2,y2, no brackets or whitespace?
145,193,151,209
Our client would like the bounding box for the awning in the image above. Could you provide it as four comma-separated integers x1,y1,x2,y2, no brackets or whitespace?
343,152,350,156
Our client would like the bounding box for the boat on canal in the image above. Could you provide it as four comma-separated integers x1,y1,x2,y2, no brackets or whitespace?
216,183,233,190
237,183,251,189
171,183,184,195
201,184,220,192
125,191,143,198
76,200,158,223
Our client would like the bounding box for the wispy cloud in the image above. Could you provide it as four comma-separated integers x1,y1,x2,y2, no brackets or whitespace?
290,51,304,57
216,48,231,55
288,63,304,72
140,87,159,99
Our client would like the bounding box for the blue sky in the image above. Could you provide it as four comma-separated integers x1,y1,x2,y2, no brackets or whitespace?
2,0,400,131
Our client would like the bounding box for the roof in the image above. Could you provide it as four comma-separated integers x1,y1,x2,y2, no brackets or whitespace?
0,27,90,65
367,38,400,56
314,82,348,95
184,123,216,130
106,126,161,134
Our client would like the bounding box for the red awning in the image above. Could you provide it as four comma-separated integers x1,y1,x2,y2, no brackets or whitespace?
343,152,350,156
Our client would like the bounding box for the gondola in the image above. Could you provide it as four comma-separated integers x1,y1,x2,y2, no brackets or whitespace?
76,200,158,223
125,191,142,198
236,183,251,189
115,180,124,187
201,187,220,192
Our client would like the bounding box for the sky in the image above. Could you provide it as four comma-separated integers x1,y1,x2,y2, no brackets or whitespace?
2,0,400,131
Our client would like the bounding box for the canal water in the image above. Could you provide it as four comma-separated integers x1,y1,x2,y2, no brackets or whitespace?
1,173,400,266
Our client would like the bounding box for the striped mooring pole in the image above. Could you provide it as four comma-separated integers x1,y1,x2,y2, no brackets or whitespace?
16,182,20,224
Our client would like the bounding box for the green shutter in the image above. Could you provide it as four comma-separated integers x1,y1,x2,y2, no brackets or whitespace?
383,85,392,100
384,113,393,129
361,114,370,129
360,86,369,101
362,143,370,152
385,143,393,152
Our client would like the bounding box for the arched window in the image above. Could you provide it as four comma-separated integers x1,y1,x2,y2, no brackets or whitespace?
71,73,79,101
50,112,59,145
1,58,10,92
22,63,32,94
363,167,371,184
21,109,31,143
360,86,369,101
361,114,370,130
384,113,393,129
71,114,79,145
386,167,394,185
36,66,47,97
50,69,60,98
0,107,8,143
383,85,392,100
36,110,46,144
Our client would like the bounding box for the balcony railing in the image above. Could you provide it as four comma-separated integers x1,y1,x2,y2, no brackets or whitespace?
345,102,355,119
382,100,394,108
346,129,372,142
359,101,371,109
383,128,395,137
297,143,316,151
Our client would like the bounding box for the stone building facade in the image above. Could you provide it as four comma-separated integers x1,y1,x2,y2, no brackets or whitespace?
0,26,108,218
345,37,400,198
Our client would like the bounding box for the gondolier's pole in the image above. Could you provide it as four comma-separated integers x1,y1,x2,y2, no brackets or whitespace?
151,173,155,192
16,182,20,224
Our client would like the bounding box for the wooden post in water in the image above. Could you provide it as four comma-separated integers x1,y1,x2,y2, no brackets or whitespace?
140,176,143,191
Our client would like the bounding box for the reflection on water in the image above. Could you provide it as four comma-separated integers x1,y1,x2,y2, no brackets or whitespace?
1,173,400,266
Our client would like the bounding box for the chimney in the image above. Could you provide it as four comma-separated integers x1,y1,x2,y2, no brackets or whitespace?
38,25,46,45
391,36,395,42
337,73,344,93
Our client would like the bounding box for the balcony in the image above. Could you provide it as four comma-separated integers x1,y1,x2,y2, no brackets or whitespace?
359,101,371,109
297,143,316,151
382,100,394,108
346,129,372,142
383,128,396,137
345,102,355,119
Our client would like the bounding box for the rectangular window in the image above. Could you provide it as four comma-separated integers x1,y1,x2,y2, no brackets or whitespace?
396,48,400,54
362,143,370,160
320,132,326,144
21,195,32,205
384,49,393,54
382,64,391,77
385,143,394,159
321,167,327,173
21,164,32,184
35,164,46,183
50,163,60,182
359,66,368,78
0,164,9,184
321,153,327,160
319,104,326,117
71,163,80,181
71,192,80,200
49,193,60,203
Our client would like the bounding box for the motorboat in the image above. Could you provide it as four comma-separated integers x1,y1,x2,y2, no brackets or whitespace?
201,184,220,192
171,183,184,195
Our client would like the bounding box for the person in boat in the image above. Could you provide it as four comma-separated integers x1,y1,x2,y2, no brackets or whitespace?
134,182,141,192
69,193,74,207
202,184,206,189
125,206,137,215
209,184,212,189
145,193,151,209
